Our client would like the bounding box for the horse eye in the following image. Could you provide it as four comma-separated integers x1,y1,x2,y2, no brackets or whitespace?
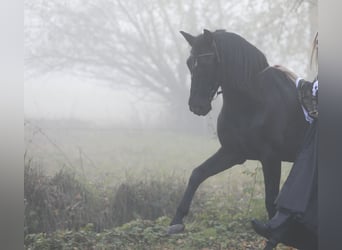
187,57,197,72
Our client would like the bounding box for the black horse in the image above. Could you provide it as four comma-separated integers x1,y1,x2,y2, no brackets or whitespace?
168,29,308,234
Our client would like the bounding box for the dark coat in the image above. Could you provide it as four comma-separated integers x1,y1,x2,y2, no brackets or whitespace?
276,120,317,222
273,79,318,250
276,120,318,250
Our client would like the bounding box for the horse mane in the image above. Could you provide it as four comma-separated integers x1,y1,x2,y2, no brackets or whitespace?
213,31,269,90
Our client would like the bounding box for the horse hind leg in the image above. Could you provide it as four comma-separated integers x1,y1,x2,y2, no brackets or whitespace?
261,157,281,218
167,147,245,234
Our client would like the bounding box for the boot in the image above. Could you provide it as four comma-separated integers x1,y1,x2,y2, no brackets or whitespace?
252,220,287,249
264,238,277,250
251,212,292,249
251,219,271,239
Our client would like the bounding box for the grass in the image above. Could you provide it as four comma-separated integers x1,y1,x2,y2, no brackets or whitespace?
25,123,218,179
25,160,273,249
25,194,292,249
24,120,295,249
25,122,292,186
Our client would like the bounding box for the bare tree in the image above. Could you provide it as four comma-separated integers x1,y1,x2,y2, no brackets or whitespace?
25,0,317,129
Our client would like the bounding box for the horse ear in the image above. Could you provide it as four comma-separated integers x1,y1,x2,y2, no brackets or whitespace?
203,29,213,44
180,31,195,46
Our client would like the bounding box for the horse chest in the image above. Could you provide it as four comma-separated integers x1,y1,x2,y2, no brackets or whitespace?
217,107,267,157
218,115,257,147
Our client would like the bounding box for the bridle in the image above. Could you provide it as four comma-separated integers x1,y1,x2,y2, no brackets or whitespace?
190,39,222,101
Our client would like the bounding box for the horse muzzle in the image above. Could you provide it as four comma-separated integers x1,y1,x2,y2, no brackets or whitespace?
189,98,212,116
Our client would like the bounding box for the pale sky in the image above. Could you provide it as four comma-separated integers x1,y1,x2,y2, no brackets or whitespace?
24,74,163,126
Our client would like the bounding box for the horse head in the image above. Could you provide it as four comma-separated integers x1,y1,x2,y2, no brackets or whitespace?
181,29,221,116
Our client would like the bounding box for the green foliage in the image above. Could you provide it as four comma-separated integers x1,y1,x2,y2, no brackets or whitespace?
25,163,107,234
24,127,295,249
25,165,276,250
25,200,290,250
26,211,293,249
25,162,209,234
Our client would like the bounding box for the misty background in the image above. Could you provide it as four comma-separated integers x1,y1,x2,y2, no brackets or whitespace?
25,0,317,131
24,0,318,245
24,0,318,186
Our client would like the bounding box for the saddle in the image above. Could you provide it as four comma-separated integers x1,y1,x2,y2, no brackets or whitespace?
297,79,318,119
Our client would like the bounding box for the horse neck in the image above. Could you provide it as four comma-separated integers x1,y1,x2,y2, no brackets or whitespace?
215,34,268,107
219,77,259,108
217,62,267,107
220,85,244,104
215,33,268,97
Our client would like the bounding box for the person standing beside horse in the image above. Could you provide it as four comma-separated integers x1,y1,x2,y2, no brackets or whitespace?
251,33,319,250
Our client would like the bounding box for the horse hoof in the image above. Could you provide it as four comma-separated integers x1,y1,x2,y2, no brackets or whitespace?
167,224,185,234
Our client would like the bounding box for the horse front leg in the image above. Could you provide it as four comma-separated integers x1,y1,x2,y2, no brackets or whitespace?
261,158,281,219
167,147,245,234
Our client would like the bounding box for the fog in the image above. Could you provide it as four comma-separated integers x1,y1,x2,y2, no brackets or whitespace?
25,75,162,127
25,0,317,131
24,1,318,245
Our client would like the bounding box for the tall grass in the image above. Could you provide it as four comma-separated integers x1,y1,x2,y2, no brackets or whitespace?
24,121,292,240
25,161,211,234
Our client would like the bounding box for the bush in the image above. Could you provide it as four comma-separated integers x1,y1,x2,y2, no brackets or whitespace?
111,178,187,225
25,163,273,249
25,163,106,234
24,163,208,235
